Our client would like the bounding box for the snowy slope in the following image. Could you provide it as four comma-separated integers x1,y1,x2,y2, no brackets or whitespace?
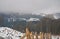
0,27,60,39
26,18,40,22
0,27,25,39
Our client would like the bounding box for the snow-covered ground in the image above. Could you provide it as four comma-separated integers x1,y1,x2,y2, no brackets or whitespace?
51,35,60,39
0,27,60,39
0,27,25,39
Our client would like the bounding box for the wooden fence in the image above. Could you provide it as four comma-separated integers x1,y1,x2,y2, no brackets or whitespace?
21,28,51,39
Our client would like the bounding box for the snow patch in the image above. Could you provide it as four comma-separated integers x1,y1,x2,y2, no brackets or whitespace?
26,18,40,22
0,27,25,39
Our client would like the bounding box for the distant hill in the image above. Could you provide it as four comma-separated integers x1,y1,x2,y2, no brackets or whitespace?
0,12,60,34
0,12,43,28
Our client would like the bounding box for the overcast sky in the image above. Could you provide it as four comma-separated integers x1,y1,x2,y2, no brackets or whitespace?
0,0,60,14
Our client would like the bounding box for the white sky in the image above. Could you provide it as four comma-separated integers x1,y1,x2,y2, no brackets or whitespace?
0,0,60,14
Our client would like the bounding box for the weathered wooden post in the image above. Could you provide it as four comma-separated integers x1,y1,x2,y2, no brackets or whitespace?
21,35,26,39
40,32,44,39
35,32,38,39
26,27,31,39
40,32,42,39
30,32,34,39
45,33,51,39
48,33,51,39
44,33,47,39
42,32,44,39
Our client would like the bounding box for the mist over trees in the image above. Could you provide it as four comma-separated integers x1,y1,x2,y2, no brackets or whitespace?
12,17,60,35
0,13,60,35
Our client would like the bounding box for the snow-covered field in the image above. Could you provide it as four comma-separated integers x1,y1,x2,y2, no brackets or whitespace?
51,35,60,39
0,27,60,39
0,27,25,39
